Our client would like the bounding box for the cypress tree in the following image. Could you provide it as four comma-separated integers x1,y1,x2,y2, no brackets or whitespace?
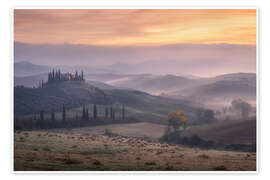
112,111,115,120
51,111,55,121
51,111,55,128
122,104,125,120
40,111,44,121
110,106,113,119
75,70,78,80
34,113,37,121
58,69,61,81
48,72,51,83
40,111,44,129
93,104,97,119
82,104,86,120
86,109,89,120
75,112,78,121
62,104,66,124
81,71,84,81
52,69,55,81
105,107,108,118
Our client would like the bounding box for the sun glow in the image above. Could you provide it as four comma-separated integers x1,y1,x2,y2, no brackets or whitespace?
14,9,256,46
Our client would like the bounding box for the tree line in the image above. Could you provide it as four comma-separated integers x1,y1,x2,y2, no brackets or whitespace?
14,104,129,130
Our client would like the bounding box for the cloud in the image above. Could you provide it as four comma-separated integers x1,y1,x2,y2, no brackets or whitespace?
14,9,257,46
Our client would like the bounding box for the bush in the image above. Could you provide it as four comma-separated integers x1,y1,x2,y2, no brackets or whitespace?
225,144,256,152
213,165,227,171
145,161,156,166
104,129,113,136
93,160,103,166
160,132,215,149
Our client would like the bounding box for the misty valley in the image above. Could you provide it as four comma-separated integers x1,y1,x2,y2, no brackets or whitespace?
13,62,256,171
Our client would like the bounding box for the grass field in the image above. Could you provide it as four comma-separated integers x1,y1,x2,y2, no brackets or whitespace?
51,122,166,139
14,123,256,171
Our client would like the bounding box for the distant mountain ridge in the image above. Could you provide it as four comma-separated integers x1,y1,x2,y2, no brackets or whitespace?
14,61,116,77
106,74,201,95
102,72,256,108
14,61,51,77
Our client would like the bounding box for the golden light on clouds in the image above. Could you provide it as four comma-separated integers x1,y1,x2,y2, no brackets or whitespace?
14,9,256,46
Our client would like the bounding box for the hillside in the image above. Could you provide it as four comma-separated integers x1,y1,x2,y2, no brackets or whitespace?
172,80,256,108
14,61,51,77
85,73,130,82
177,79,255,98
103,73,256,103
160,73,257,108
14,81,111,115
14,73,48,87
14,73,121,90
14,71,256,103
86,80,121,90
214,73,256,83
183,118,256,145
14,81,198,124
106,74,201,95
103,89,197,124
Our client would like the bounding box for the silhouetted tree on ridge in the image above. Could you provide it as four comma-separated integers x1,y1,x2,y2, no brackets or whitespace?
122,104,125,120
93,104,97,119
105,107,108,118
62,104,66,124
110,106,113,119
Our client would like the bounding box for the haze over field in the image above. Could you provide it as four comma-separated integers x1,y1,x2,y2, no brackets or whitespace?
14,42,256,76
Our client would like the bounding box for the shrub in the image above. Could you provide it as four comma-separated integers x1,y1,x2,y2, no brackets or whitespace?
145,161,156,166
198,154,210,159
213,165,227,171
93,160,103,166
104,129,113,136
42,147,51,151
161,132,216,149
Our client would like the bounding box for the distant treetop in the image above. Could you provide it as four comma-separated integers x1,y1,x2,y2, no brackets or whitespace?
45,69,85,85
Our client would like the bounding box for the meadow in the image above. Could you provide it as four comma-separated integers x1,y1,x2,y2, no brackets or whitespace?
14,122,256,171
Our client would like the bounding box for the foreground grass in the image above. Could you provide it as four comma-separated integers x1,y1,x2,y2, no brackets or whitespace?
14,128,256,171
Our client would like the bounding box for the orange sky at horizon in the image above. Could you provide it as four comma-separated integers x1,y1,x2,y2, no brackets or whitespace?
14,9,257,46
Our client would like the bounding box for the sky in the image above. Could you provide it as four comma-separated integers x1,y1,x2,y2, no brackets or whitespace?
14,9,257,76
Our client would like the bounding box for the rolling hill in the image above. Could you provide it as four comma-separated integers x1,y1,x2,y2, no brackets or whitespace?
14,61,50,77
107,75,200,94
15,71,256,112
14,73,121,90
183,118,256,145
14,73,48,87
14,81,198,124
104,72,256,97
175,79,255,99
14,81,111,115
170,73,256,108
103,88,197,123
106,74,201,95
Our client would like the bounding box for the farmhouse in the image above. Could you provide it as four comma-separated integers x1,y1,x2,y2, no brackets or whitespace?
47,69,84,83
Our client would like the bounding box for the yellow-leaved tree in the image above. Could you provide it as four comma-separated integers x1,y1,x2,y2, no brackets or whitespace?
167,110,187,133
